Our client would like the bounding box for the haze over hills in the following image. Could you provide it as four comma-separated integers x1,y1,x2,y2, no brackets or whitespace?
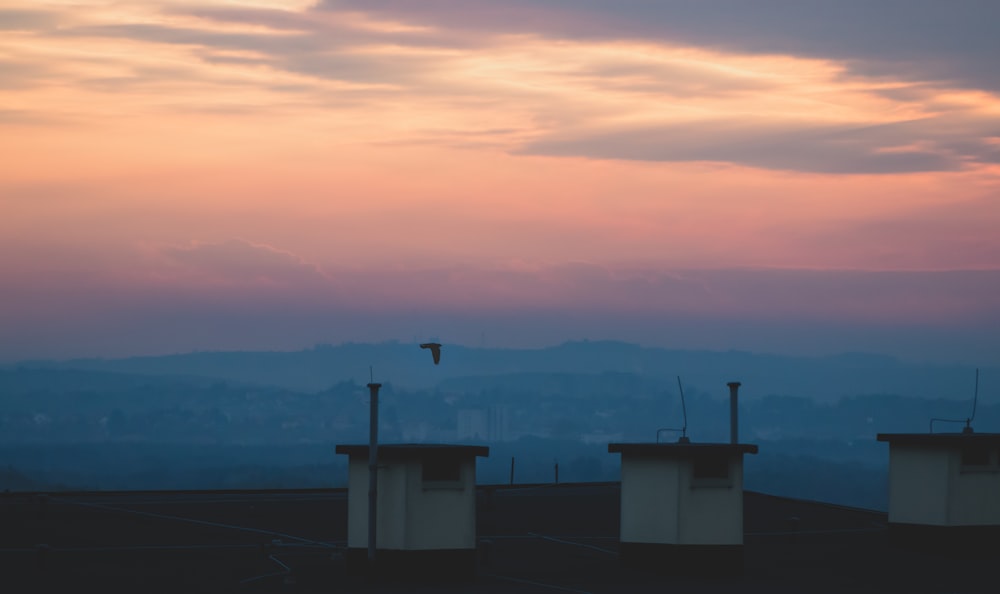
11,340,994,401
2,341,996,509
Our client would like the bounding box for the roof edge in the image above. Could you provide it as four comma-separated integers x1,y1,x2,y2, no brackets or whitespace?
876,433,1000,445
335,444,490,458
608,442,759,455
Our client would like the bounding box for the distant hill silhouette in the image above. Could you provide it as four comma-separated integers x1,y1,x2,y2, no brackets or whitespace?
11,340,992,402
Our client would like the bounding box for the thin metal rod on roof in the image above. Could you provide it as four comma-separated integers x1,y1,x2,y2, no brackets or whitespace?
970,368,980,425
677,376,688,439
929,368,980,433
656,376,689,443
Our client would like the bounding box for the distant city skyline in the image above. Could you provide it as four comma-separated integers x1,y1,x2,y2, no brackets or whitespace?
2,2,998,363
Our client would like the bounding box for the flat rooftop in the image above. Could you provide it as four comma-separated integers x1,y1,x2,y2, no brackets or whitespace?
1,483,996,593
877,432,1000,446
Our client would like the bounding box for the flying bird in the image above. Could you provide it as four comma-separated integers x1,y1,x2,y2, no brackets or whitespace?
420,342,442,365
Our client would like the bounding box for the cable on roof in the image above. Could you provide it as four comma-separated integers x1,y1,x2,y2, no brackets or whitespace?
239,555,292,587
53,498,338,549
70,493,347,506
484,573,593,594
526,532,616,555
745,526,886,537
0,542,344,555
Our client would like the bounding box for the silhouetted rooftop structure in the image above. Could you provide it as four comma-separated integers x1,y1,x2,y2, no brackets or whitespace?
335,443,489,578
608,442,759,574
877,432,1000,554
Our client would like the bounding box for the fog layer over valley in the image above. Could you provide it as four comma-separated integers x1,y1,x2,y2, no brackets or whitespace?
2,341,996,511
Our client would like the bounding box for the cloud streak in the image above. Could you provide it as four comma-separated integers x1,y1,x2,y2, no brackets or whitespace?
522,116,1000,174
327,1,1000,91
159,239,332,288
4,1,991,173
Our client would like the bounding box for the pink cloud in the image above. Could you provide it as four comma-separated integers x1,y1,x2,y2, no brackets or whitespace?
158,238,332,287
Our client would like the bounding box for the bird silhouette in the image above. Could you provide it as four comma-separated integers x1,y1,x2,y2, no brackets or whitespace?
419,342,442,365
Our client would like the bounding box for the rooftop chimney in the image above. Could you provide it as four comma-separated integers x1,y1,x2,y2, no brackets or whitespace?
728,382,741,444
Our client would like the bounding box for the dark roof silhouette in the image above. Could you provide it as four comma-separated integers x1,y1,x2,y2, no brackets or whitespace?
877,432,1000,445
3,483,997,593
609,442,760,455
335,443,489,459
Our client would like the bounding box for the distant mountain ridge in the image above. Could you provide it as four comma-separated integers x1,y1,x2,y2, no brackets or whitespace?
8,340,992,402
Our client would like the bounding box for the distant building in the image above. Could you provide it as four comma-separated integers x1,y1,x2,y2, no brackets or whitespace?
877,432,1000,553
335,444,489,578
607,442,759,574
457,409,488,441
488,406,510,442
457,406,510,442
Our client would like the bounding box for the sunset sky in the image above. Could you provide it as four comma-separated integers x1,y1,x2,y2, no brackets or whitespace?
2,1,999,363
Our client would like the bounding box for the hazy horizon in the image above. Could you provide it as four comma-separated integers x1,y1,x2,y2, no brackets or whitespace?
5,337,932,365
4,328,996,370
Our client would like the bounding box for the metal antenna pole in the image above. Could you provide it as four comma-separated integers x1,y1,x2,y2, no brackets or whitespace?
970,368,980,423
677,376,688,439
965,368,980,433
367,378,382,570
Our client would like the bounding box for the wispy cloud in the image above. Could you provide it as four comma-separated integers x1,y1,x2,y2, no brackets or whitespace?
521,116,1000,174
0,8,58,30
4,1,999,172
159,238,332,288
327,1,1000,91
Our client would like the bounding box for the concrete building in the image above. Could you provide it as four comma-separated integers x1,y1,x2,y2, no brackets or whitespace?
457,409,489,441
607,442,759,574
877,432,1000,552
335,443,489,578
